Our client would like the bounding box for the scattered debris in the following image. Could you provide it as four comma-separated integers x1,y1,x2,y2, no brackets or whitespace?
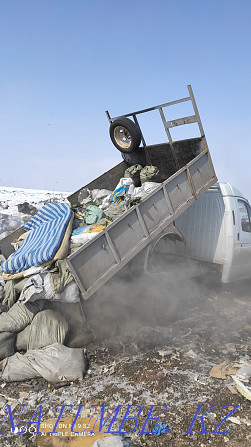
209,361,238,379
228,416,241,425
232,375,251,401
158,349,173,357
19,391,29,398
186,349,198,359
227,384,238,395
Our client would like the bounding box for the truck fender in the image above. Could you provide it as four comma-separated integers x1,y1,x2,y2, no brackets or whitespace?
143,224,185,273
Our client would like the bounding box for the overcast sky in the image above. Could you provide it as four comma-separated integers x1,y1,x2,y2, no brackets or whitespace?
0,0,251,198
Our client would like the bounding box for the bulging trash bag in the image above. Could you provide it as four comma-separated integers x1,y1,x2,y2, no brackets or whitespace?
0,300,46,333
0,332,16,361
124,164,143,186
105,201,126,221
140,165,160,184
15,309,69,351
78,188,92,206
1,343,86,382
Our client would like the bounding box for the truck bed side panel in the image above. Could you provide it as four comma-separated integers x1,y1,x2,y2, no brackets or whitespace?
67,150,217,300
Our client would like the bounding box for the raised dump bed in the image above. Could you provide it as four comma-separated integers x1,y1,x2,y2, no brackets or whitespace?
66,85,217,300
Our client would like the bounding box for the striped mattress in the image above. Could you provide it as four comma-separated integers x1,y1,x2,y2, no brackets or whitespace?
1,202,72,274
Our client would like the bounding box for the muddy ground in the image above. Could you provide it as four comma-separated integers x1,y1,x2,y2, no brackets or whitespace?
0,258,250,447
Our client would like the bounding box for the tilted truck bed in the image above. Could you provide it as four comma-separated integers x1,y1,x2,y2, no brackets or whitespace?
66,85,217,300
66,149,216,300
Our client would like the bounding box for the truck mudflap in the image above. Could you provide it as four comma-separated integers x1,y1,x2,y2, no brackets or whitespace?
66,150,216,300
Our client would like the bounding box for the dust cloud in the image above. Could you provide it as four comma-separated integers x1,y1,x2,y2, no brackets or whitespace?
82,244,223,342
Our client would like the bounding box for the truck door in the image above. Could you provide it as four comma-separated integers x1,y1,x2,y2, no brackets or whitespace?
237,199,251,278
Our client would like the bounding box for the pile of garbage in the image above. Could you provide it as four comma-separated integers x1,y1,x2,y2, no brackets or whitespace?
0,165,160,384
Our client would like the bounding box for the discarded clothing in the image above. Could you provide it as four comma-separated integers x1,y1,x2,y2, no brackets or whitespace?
1,203,72,275
1,343,86,382
23,265,47,277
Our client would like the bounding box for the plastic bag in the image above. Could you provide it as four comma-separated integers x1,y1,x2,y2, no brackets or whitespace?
84,205,104,225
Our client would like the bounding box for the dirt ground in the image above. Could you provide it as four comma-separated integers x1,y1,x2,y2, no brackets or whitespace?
0,260,250,447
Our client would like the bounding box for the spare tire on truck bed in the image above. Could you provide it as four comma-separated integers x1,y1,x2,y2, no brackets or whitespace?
109,117,142,153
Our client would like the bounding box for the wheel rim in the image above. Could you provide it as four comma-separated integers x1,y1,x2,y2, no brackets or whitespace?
114,126,132,149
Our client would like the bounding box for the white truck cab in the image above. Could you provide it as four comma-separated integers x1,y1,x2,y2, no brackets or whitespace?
174,182,251,283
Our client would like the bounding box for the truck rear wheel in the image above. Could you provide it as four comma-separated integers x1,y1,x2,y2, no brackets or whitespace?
109,118,142,153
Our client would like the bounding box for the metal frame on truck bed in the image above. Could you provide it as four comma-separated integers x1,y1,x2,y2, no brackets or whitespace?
66,86,217,300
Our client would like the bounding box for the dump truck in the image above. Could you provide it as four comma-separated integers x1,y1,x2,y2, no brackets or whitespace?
0,85,217,306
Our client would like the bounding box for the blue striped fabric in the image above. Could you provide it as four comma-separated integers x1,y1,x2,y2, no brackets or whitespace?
1,203,72,274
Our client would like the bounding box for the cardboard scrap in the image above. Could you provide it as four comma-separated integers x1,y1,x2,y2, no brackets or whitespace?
19,392,29,398
209,361,238,379
227,385,238,395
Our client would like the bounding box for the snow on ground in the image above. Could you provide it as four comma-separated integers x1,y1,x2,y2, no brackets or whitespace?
0,185,72,239
0,185,71,209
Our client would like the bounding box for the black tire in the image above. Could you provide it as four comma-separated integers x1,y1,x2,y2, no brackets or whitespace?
109,118,141,153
